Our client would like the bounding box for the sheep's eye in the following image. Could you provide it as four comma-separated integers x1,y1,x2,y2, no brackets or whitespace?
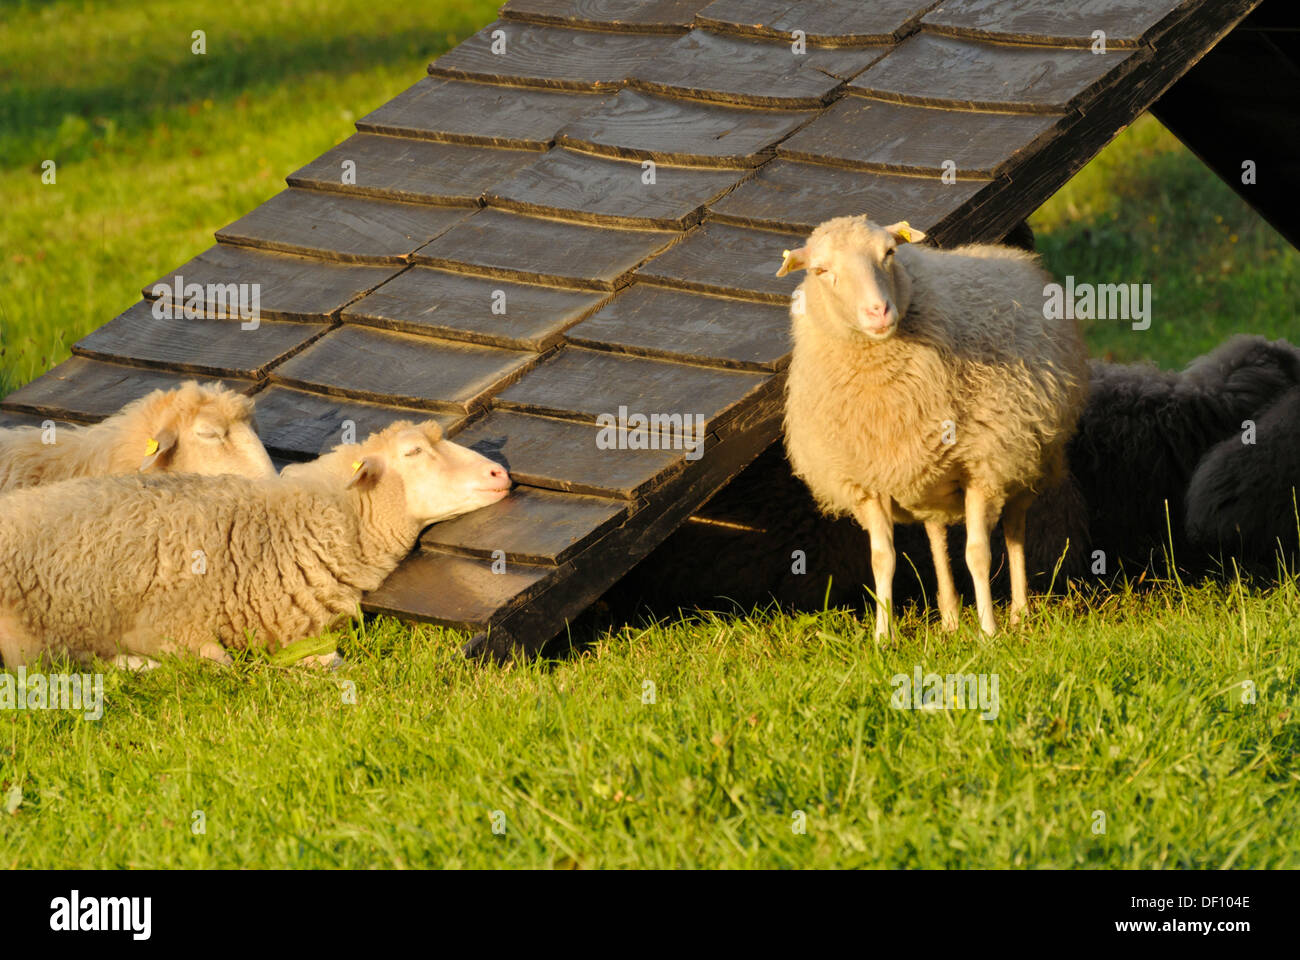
810,266,828,276
404,446,423,459
884,247,896,260
194,426,224,441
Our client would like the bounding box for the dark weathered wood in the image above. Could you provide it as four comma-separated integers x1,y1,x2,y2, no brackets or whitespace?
271,324,537,413
0,410,85,429
144,244,399,322
922,0,1194,47
849,32,1141,113
72,301,328,379
287,134,539,206
630,29,889,107
421,485,629,565
216,189,473,265
500,0,707,33
250,384,465,460
413,208,678,291
343,266,607,351
428,20,671,90
0,358,255,422
363,549,556,629
697,0,938,44
357,77,612,150
708,157,986,233
557,89,817,167
778,95,1062,178
493,345,770,437
450,409,687,499
565,283,790,370
485,147,748,229
635,221,803,302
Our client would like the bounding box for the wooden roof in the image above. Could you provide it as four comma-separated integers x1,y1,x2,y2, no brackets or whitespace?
2,0,1264,659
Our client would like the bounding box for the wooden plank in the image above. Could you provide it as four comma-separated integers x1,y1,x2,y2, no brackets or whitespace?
271,324,537,413
420,485,628,565
630,30,889,107
484,147,748,229
363,549,556,630
450,409,686,499
287,134,539,206
343,267,607,351
500,0,707,33
428,21,671,90
144,244,399,322
72,301,328,380
922,0,1194,47
0,411,85,429
708,157,986,233
849,32,1141,114
412,208,677,291
635,221,803,302
778,95,1062,178
215,189,474,265
557,89,817,167
697,0,938,44
250,384,465,460
357,77,612,150
0,357,255,422
565,284,790,371
493,345,770,436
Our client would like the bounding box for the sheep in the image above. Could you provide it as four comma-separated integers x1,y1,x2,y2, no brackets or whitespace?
0,381,277,491
775,215,1089,636
1185,384,1300,572
0,420,511,668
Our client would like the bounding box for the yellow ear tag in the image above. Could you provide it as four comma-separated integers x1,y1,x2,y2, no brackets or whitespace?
896,225,913,243
145,438,159,457
779,249,797,273
351,460,363,473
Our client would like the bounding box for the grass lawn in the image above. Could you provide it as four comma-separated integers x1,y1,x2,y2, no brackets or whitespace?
1,0,1298,868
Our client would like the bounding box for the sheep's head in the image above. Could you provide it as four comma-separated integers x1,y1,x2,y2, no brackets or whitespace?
130,382,277,480
340,420,512,526
776,216,926,342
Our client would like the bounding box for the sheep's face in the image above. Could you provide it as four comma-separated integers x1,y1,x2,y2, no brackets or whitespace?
138,386,278,480
351,421,511,526
777,217,925,342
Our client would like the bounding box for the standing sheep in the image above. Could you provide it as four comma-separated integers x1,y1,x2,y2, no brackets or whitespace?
0,420,511,668
776,216,1088,636
0,381,277,491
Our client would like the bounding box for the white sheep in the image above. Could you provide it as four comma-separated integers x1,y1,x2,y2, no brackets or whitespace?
0,381,276,491
776,216,1089,637
0,420,511,668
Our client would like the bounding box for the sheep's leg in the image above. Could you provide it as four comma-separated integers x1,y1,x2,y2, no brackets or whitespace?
964,489,1000,637
112,654,161,671
1003,500,1029,626
856,495,896,640
0,610,43,669
198,642,234,666
924,521,960,631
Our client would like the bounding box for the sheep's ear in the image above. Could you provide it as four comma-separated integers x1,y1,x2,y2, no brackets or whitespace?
776,246,809,277
883,221,926,245
139,427,177,472
347,455,384,491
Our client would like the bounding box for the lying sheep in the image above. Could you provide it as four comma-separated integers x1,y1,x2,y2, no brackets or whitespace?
0,381,276,491
0,420,511,668
776,216,1088,636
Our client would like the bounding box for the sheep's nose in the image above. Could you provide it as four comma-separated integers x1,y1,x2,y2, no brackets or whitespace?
485,464,511,489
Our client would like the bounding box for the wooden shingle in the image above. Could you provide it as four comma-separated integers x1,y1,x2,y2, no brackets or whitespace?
922,0,1195,47
500,0,708,33
215,189,474,265
635,221,803,301
343,267,607,351
557,89,817,167
697,0,937,44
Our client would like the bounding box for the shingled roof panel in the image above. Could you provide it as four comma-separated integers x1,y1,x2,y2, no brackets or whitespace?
271,324,537,413
849,32,1142,113
500,0,710,32
709,157,987,233
484,147,749,228
636,221,803,301
428,20,672,89
697,0,939,44
413,207,678,290
357,77,612,149
287,134,539,205
144,245,399,323
556,89,817,166
215,189,475,265
922,0,1195,47
343,266,607,350
630,29,889,106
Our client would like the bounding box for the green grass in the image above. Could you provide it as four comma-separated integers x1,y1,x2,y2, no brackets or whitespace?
2,0,1298,869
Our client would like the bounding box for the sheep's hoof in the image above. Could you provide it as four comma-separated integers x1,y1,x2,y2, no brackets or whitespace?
302,652,344,670
940,610,960,632
113,654,160,672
